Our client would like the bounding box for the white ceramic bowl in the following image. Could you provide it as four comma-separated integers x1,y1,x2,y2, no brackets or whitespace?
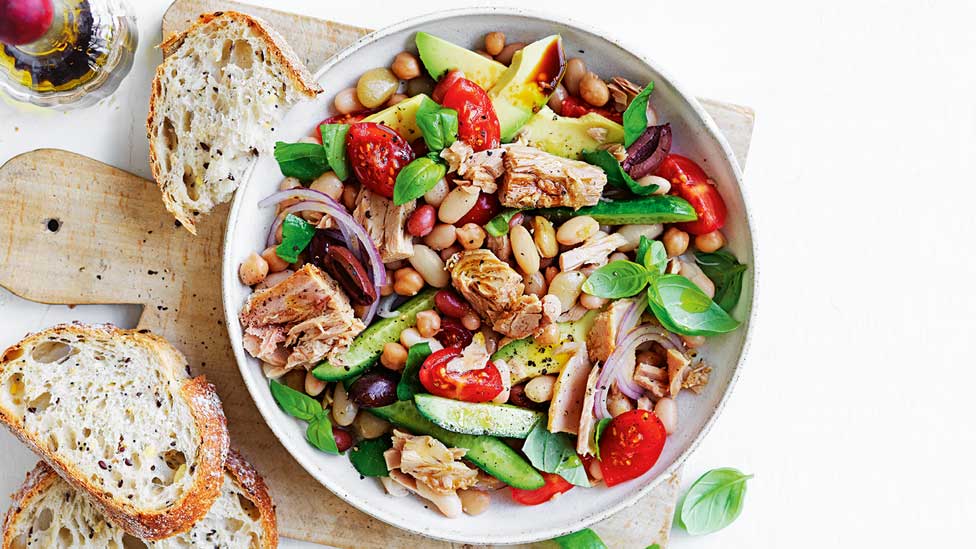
222,8,755,545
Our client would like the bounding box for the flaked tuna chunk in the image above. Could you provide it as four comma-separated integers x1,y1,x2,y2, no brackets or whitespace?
440,140,505,193
587,298,629,363
385,430,478,496
499,143,606,209
548,342,593,435
352,187,415,262
559,232,628,272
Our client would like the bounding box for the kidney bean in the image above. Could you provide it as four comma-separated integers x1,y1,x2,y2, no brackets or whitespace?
435,289,470,318
435,317,473,348
333,427,354,452
455,191,501,226
407,204,436,237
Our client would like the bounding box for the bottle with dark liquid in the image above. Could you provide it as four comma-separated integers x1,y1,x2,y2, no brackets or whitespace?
0,0,137,109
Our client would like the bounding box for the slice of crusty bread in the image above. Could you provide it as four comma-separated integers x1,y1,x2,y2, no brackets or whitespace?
148,11,322,234
1,449,276,548
0,324,229,540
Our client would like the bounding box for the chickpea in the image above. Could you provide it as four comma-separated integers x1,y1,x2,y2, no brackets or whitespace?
279,177,302,191
461,311,482,331
386,93,408,107
562,58,587,96
663,227,690,257
304,370,327,397
579,72,610,107
534,322,559,346
459,489,491,516
510,224,541,275
393,267,425,296
524,270,548,297
334,87,364,115
415,310,442,338
532,216,558,258
424,223,457,251
556,216,599,246
525,375,557,403
580,293,607,310
341,183,359,211
380,342,409,371
310,171,343,200
357,67,399,108
239,252,269,286
456,223,486,250
695,230,726,253
261,246,289,273
391,52,421,80
484,31,506,56
495,42,525,65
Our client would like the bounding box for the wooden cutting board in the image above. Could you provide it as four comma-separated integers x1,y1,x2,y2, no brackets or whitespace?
0,1,754,546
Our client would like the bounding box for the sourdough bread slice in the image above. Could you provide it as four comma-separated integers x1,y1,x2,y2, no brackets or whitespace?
0,324,229,540
148,11,322,233
1,450,276,548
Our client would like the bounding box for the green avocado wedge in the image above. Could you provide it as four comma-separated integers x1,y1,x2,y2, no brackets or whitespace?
519,106,624,159
415,32,506,90
492,311,596,384
488,35,565,141
370,400,545,490
312,289,437,381
414,394,544,438
537,195,698,226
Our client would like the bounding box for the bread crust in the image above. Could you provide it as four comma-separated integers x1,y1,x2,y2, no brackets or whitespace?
147,11,322,234
0,323,230,540
0,462,58,549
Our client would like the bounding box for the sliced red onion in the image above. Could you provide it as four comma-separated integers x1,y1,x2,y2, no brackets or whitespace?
266,201,326,248
258,188,332,209
616,298,644,345
377,294,400,319
616,368,644,400
595,323,682,416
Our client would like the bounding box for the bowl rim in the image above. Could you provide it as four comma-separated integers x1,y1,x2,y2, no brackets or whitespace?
221,6,758,545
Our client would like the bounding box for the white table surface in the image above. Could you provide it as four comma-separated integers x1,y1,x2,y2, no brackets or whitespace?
1,1,973,547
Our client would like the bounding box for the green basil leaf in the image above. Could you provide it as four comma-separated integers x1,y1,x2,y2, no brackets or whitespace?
647,545,661,549
623,81,654,147
270,380,322,422
275,214,316,263
349,437,393,477
592,417,612,459
416,96,459,151
485,208,521,237
319,123,350,181
551,528,608,549
581,149,657,195
676,467,752,535
582,260,649,299
273,141,329,181
644,240,667,275
647,274,740,336
306,411,340,455
397,342,432,400
393,154,447,206
635,236,651,267
523,419,590,487
695,250,747,313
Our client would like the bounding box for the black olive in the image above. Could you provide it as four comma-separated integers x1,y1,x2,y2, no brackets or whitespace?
347,371,399,408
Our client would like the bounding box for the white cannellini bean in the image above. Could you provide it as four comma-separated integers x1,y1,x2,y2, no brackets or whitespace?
547,271,586,313
331,383,358,426
261,362,288,379
400,327,425,348
408,244,449,288
589,459,604,481
424,177,450,207
607,390,634,417
310,171,344,200
491,359,512,404
459,489,491,515
654,397,678,434
555,216,599,246
352,411,391,439
525,375,557,403
614,224,664,252
438,187,480,224
641,175,671,195
509,225,540,275
678,258,715,298
304,370,327,397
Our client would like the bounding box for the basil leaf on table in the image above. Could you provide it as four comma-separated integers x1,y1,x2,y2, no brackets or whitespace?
273,141,329,181
306,411,340,455
582,149,658,195
275,214,316,263
270,380,322,422
484,208,521,237
397,341,432,401
592,417,612,459
551,528,608,549
523,419,590,487
415,96,459,151
582,260,649,299
647,274,740,336
393,153,446,206
676,467,753,535
623,81,655,147
349,436,394,477
319,123,350,181
695,250,747,313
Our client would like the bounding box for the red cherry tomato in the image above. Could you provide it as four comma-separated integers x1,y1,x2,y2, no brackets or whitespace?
559,95,623,123
345,122,414,198
418,347,503,403
598,410,667,487
440,77,501,152
510,472,574,505
432,69,466,103
655,154,728,235
454,191,501,226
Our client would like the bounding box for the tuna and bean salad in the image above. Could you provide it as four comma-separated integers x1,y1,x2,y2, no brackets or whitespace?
236,30,747,517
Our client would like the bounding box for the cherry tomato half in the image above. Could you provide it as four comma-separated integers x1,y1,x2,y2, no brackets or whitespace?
655,154,728,235
559,95,623,123
432,69,466,103
418,347,503,403
454,190,501,226
510,472,574,505
440,77,501,152
598,409,667,487
345,122,414,198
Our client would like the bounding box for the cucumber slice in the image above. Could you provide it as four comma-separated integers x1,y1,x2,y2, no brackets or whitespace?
312,289,437,381
369,401,544,490
414,394,543,438
538,195,697,225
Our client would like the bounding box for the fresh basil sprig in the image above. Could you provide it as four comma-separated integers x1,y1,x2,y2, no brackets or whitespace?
582,149,658,195
581,260,649,299
397,342,432,401
273,141,329,181
415,97,459,151
270,380,340,455
522,419,589,487
485,208,521,237
647,274,740,336
319,123,350,181
306,413,340,454
623,81,655,147
276,214,316,263
695,250,747,313
676,467,752,535
349,436,393,477
550,528,608,549
393,152,446,206
635,236,667,274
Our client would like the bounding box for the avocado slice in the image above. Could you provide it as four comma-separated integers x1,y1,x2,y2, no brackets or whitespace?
488,35,566,141
362,93,429,142
519,106,625,159
414,394,544,438
415,32,507,91
492,311,596,384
